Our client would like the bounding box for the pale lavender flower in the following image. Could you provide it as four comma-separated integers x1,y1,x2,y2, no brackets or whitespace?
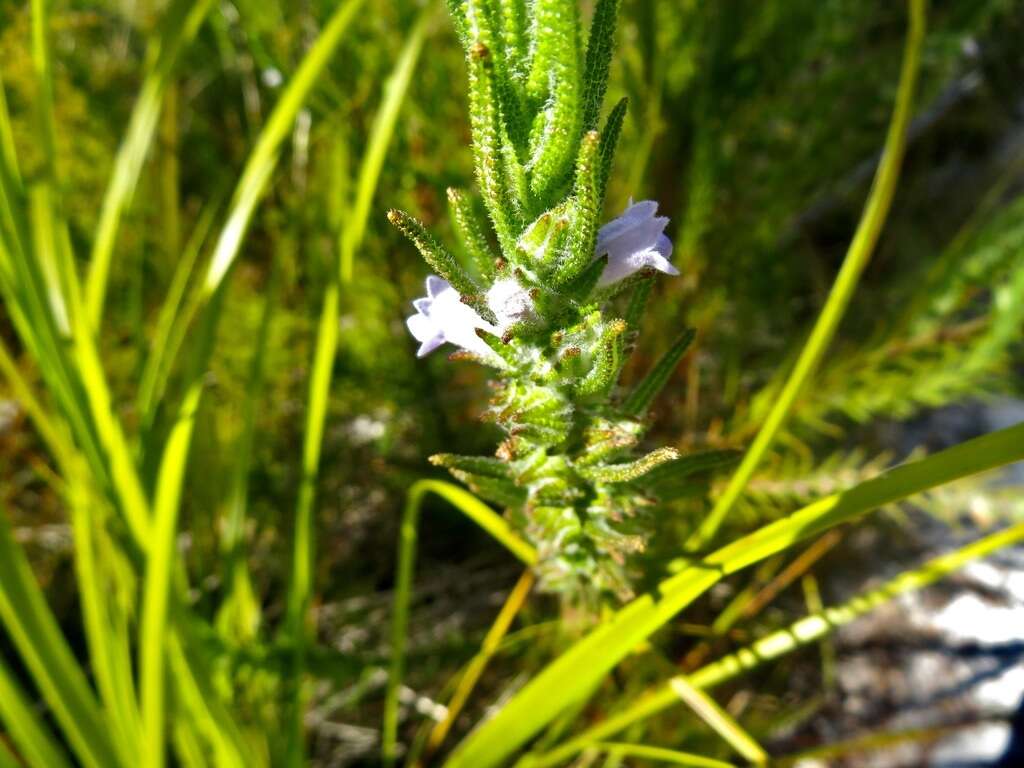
595,200,678,287
406,276,496,359
407,275,538,360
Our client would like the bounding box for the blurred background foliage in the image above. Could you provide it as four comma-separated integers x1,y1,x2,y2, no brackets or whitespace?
1,0,1023,763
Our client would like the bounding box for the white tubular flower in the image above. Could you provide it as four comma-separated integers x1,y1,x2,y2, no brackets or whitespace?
406,276,497,359
595,200,678,287
485,277,536,334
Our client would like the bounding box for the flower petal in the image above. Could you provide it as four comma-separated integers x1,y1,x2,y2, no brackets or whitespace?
425,274,449,298
406,312,437,343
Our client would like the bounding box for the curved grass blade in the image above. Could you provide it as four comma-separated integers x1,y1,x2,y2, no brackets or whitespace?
85,0,215,328
446,420,1024,768
202,0,367,296
690,0,927,549
384,480,537,765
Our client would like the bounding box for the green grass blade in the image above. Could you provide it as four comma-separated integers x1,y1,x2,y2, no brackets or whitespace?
136,4,368,760
527,520,1024,767
84,0,215,328
340,10,430,283
690,0,927,550
591,743,734,768
384,479,537,765
0,510,121,768
667,677,767,765
446,420,1024,768
0,70,20,182
284,14,430,762
69,490,143,766
140,356,210,768
136,192,222,430
202,0,367,297
0,657,72,768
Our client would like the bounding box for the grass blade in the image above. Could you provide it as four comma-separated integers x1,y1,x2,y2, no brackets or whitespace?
384,480,537,765
592,743,734,768
690,0,927,549
446,420,1024,768
202,0,367,296
284,12,430,761
0,510,120,768
0,658,72,768
84,0,215,328
425,569,536,757
667,677,767,765
527,520,1024,767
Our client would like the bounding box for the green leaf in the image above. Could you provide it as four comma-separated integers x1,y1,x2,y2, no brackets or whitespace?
466,34,519,252
597,96,627,201
581,0,621,133
448,187,498,280
525,0,582,204
431,453,512,478
388,208,478,297
580,446,680,483
554,130,601,285
576,318,627,397
621,328,696,416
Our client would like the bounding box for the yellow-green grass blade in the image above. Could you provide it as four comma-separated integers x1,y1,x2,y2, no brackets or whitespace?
591,743,735,768
667,677,767,765
136,192,221,431
690,0,927,549
202,0,367,297
0,70,19,183
29,0,58,179
140,376,206,768
167,632,257,768
339,8,432,283
69,487,143,765
137,3,368,762
0,510,121,768
284,12,429,762
384,480,537,764
447,421,1024,768
526,519,1024,767
0,657,72,768
426,569,537,757
85,0,215,328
